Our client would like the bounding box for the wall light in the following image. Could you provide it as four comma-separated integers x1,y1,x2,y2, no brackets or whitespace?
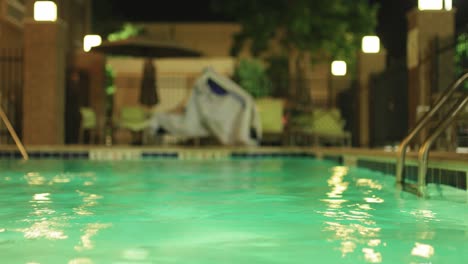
362,36,380,53
33,1,57,22
331,61,346,76
418,0,443,10
83,35,102,52
444,0,452,11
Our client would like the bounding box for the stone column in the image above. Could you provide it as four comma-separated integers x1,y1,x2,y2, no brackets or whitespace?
357,48,387,147
23,19,67,145
73,51,106,143
406,8,455,144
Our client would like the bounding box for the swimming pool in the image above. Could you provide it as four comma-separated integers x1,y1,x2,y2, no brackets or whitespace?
0,158,466,263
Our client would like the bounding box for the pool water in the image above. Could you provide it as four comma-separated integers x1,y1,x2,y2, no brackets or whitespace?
0,158,466,263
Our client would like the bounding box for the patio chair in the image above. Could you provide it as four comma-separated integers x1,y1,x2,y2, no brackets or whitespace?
306,108,351,146
79,107,97,144
289,108,351,147
255,97,286,145
115,106,150,145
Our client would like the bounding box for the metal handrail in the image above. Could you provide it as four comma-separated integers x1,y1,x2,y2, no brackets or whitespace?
0,106,29,160
417,95,468,197
396,72,468,185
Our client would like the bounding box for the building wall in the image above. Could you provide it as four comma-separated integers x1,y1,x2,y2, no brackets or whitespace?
0,20,22,47
138,23,243,57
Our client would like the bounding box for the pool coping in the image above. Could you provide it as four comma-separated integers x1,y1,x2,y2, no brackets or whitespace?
0,145,466,191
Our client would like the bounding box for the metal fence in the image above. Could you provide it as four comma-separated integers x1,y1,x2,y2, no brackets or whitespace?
0,48,23,144
365,27,468,150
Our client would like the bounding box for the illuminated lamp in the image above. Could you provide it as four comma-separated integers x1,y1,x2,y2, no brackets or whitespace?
34,1,57,22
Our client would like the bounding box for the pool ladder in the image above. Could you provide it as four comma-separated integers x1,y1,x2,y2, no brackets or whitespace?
0,105,29,160
396,72,468,197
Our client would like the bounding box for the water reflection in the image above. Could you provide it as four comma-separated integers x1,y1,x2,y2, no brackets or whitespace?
18,169,100,243
320,167,385,262
33,193,50,202
75,223,111,251
22,221,68,240
74,191,102,216
326,166,349,198
22,167,108,253
68,258,93,264
52,174,72,183
324,222,381,239
73,189,111,252
410,209,439,222
356,179,382,190
364,196,385,204
411,242,435,258
25,170,95,186
362,248,382,263
19,193,68,240
24,172,46,185
367,239,381,247
320,199,347,209
341,241,356,256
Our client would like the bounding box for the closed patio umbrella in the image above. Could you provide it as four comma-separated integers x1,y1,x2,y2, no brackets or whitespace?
89,37,202,58
140,58,158,107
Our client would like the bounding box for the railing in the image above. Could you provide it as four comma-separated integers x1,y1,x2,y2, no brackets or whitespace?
0,106,28,160
395,72,468,196
417,95,468,196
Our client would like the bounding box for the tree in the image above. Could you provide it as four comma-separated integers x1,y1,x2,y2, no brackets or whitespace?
91,0,125,38
211,0,379,105
233,58,271,98
455,32,468,90
107,23,144,42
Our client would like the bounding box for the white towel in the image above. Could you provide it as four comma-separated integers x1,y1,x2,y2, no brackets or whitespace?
149,68,261,146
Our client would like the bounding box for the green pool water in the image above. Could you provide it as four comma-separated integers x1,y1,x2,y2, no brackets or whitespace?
0,158,466,263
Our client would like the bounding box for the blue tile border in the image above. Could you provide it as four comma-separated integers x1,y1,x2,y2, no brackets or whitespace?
230,152,315,158
357,158,467,191
0,150,318,160
323,155,343,164
0,151,89,159
141,152,178,158
0,151,21,159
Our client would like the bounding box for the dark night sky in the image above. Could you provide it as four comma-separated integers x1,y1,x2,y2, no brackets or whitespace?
92,0,468,60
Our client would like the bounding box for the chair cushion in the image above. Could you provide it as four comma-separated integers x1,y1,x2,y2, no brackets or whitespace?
80,107,96,129
255,98,284,133
119,106,148,131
